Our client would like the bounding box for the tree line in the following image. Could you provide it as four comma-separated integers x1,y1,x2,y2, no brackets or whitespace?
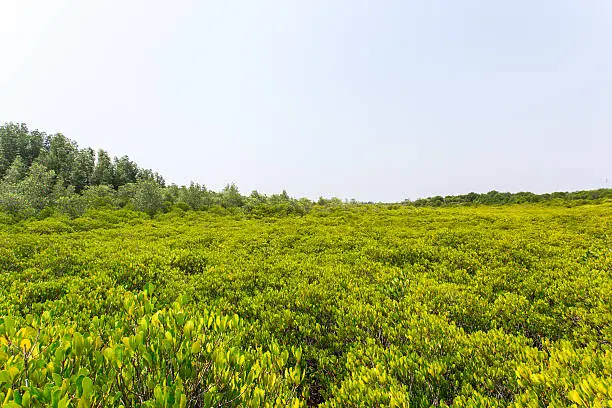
404,188,612,207
1,122,610,220
0,123,164,191
0,123,314,220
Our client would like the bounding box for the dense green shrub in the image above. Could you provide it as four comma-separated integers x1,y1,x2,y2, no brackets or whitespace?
0,203,610,406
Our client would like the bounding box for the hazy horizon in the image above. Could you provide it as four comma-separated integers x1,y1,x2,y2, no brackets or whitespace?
1,1,610,202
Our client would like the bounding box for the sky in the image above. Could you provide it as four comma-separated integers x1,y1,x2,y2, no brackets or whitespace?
1,1,611,202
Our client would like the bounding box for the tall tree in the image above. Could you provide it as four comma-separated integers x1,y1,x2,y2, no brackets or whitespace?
23,129,45,166
113,155,139,188
0,123,30,177
38,133,77,183
70,148,96,192
92,149,115,186
137,168,165,187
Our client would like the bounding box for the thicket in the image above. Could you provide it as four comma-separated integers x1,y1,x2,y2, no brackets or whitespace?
0,203,610,406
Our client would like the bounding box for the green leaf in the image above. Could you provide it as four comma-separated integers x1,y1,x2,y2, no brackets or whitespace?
82,376,94,397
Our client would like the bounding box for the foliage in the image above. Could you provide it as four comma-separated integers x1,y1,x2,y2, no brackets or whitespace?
0,290,305,407
0,203,610,406
130,181,165,217
0,123,316,219
406,189,612,207
0,123,164,216
4,123,612,222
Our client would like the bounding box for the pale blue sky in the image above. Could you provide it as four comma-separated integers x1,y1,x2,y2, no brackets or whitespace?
1,1,610,202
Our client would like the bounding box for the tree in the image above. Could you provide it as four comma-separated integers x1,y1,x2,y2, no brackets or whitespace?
246,190,267,207
164,184,181,207
18,162,56,211
137,168,165,187
0,123,30,177
71,148,95,192
269,190,291,205
131,180,165,217
23,129,45,166
179,182,209,210
0,155,30,217
38,133,77,183
3,156,27,184
92,149,115,186
0,185,30,218
113,155,139,188
220,183,244,208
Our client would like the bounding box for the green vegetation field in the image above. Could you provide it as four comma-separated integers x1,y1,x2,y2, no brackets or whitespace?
1,202,611,407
